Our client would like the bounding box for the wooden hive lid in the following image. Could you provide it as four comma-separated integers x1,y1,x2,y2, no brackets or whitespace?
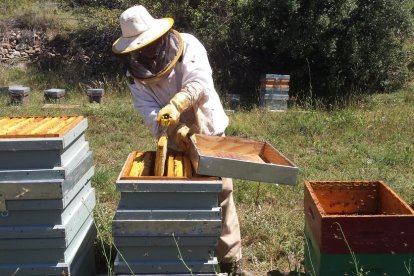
0,116,84,138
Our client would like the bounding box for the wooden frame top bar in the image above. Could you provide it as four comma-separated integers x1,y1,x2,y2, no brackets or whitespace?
0,116,84,138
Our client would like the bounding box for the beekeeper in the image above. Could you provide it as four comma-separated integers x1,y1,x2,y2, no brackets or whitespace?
112,5,246,275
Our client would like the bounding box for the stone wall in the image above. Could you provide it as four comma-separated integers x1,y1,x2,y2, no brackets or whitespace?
0,28,57,64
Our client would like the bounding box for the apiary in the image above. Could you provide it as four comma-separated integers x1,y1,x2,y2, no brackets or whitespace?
304,181,414,275
0,116,96,275
113,150,222,275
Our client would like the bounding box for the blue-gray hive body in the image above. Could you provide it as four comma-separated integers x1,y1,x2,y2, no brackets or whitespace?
44,88,66,101
0,86,9,94
87,88,104,103
260,74,290,110
112,151,223,275
0,116,96,275
8,86,31,105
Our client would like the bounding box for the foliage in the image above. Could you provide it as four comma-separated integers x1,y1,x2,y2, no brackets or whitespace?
2,0,413,105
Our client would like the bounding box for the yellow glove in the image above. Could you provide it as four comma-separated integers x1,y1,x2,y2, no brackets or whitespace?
157,103,180,126
168,123,191,151
156,82,203,126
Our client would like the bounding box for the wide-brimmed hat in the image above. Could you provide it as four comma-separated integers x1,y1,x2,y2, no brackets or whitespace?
112,5,174,54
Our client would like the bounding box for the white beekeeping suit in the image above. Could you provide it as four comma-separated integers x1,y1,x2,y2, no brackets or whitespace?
112,5,246,275
128,32,229,139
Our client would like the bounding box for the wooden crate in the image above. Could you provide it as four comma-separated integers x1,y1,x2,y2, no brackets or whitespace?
304,181,414,254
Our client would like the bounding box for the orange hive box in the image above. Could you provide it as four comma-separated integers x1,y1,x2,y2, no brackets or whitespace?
0,116,84,138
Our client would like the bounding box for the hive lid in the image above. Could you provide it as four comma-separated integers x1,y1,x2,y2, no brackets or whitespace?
0,116,84,138
188,134,299,185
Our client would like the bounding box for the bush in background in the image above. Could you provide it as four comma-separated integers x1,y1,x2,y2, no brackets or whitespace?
2,0,413,106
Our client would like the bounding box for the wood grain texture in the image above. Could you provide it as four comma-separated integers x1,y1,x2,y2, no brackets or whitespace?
174,153,183,177
154,134,168,176
183,155,193,178
167,153,175,177
0,116,84,138
129,152,145,177
305,181,414,254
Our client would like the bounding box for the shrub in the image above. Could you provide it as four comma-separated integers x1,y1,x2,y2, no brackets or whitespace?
55,0,414,105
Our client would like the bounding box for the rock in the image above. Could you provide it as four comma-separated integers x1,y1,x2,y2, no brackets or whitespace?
13,51,21,57
2,43,11,49
16,43,28,51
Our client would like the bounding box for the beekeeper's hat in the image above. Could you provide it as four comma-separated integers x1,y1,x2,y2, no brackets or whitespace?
112,5,173,54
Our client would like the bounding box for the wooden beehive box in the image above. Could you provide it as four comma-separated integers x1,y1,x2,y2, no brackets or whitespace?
305,181,414,254
304,181,414,275
189,134,298,184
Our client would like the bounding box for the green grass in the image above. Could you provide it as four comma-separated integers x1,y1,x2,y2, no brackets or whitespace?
1,65,413,275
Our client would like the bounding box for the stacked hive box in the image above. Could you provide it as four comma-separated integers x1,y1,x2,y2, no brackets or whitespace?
113,151,222,275
0,116,96,275
260,74,290,111
304,181,414,275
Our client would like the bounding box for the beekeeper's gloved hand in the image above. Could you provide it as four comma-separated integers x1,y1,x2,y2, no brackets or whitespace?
156,81,203,126
167,123,191,151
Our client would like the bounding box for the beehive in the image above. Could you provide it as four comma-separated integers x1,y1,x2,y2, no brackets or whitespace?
8,86,30,105
113,151,222,275
304,181,414,275
260,74,290,110
0,116,96,275
44,88,66,102
87,88,104,103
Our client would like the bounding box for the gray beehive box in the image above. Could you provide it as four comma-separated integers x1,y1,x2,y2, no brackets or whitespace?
87,88,104,103
112,152,223,275
0,116,96,275
44,88,66,102
8,86,31,105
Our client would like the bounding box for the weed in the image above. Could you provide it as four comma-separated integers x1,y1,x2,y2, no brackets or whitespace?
405,259,412,276
172,232,193,275
0,64,413,274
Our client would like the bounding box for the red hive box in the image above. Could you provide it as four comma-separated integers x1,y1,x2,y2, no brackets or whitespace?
305,180,414,254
